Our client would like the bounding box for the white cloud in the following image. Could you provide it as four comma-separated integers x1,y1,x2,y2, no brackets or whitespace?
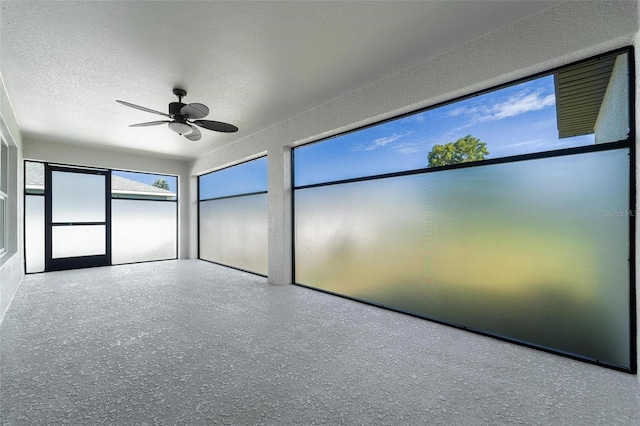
363,133,407,151
500,139,546,149
395,142,421,154
447,107,467,117
452,89,556,124
486,92,555,121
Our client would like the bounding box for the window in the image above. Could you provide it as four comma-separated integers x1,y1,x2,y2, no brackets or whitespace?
295,51,629,186
198,157,268,275
111,171,178,265
24,161,44,272
24,162,179,272
293,49,633,371
0,138,8,255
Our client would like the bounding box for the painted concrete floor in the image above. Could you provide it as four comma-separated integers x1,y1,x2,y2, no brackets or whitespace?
1,260,639,425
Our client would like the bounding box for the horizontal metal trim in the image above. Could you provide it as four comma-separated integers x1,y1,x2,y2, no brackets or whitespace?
197,155,268,178
198,258,268,278
199,191,268,202
48,254,109,271
112,257,179,267
51,222,106,226
48,165,109,175
111,197,177,202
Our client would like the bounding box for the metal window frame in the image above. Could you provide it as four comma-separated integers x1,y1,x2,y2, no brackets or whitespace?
109,168,179,265
197,155,268,277
23,160,180,272
44,164,112,272
291,46,636,373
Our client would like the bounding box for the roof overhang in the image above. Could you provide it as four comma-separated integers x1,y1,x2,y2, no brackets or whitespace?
554,53,619,139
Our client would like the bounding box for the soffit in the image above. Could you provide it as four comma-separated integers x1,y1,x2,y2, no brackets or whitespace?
555,53,619,139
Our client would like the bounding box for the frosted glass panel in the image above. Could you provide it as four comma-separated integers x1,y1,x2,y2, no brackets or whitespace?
112,200,177,264
295,149,630,369
52,171,105,222
200,194,268,275
0,197,5,252
25,195,45,273
52,225,105,258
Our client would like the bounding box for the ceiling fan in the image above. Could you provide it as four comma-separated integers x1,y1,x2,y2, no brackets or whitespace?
116,88,238,141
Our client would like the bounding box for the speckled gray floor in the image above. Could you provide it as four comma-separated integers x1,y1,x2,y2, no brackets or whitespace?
1,260,639,425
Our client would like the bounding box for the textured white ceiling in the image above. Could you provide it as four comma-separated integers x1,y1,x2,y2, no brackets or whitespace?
0,1,559,159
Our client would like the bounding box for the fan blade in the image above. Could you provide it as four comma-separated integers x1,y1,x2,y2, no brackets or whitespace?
129,120,171,127
116,100,171,117
192,119,238,133
181,103,209,119
184,126,202,141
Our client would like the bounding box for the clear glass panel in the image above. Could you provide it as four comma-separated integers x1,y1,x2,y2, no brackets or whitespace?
52,171,105,222
295,52,629,186
52,225,105,258
25,195,45,272
25,161,44,194
199,157,267,200
200,194,268,274
295,149,630,369
112,171,177,200
112,200,177,264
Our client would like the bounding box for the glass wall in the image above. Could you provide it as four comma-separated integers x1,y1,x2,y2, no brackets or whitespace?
198,157,268,275
24,162,178,272
25,195,44,273
110,171,177,265
293,49,633,370
111,200,177,265
25,161,45,272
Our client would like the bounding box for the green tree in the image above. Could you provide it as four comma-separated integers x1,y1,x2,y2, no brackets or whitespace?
152,179,170,190
427,134,489,167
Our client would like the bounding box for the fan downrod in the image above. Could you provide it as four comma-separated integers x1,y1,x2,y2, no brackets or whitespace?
173,88,187,102
170,88,188,116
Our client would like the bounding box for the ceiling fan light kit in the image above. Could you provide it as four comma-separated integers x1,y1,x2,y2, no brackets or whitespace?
168,121,193,135
116,88,238,141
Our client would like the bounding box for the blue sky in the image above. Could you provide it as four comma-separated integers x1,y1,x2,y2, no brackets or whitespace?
199,157,268,200
175,73,599,194
294,74,595,186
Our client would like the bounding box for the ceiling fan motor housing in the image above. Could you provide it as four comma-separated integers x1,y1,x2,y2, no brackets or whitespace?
169,102,187,121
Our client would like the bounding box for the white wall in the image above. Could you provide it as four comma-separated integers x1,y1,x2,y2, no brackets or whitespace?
595,54,630,143
0,74,24,323
191,0,638,288
23,139,192,260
